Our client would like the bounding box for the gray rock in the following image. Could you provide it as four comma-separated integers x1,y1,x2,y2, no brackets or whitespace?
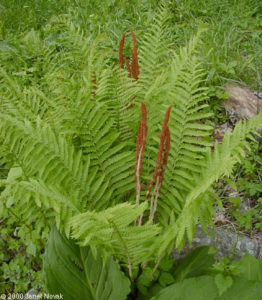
254,91,262,99
171,224,262,262
223,85,262,121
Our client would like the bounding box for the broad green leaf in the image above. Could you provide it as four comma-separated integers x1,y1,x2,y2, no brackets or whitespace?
158,255,174,272
158,272,175,287
138,268,154,287
152,274,262,300
44,226,130,300
174,247,215,281
233,254,262,281
151,276,218,300
215,274,233,296
219,278,262,300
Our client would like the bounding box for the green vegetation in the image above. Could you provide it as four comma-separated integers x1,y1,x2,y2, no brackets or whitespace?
0,0,261,297
151,249,262,300
170,0,262,89
219,142,262,233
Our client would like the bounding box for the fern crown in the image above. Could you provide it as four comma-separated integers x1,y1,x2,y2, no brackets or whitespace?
1,5,262,275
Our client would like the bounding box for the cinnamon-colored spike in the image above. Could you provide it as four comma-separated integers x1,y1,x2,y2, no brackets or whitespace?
130,29,139,80
118,30,140,80
145,106,172,200
135,102,148,186
137,105,172,226
118,33,126,68
162,106,172,134
135,103,148,226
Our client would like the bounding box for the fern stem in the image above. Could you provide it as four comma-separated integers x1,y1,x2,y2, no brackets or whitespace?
152,256,162,275
110,220,133,280
149,177,161,223
134,149,142,226
149,177,158,216
142,106,172,225
91,72,96,98
135,149,143,204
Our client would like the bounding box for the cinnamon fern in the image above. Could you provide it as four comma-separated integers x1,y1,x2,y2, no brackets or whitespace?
0,3,262,297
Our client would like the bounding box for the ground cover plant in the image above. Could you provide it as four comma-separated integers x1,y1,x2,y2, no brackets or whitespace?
0,0,262,297
169,0,262,91
216,141,262,234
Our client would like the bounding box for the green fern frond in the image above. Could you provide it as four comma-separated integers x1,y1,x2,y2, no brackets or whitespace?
0,115,92,194
186,114,262,207
70,202,161,269
55,100,135,207
148,58,212,223
96,67,138,140
0,73,50,122
137,3,170,102
170,113,262,249
21,179,79,231
0,167,53,234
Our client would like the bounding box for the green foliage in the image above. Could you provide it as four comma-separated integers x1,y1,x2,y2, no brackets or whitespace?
44,226,130,300
0,0,262,296
173,246,216,281
152,275,262,300
152,275,218,300
0,219,47,293
221,142,262,232
215,274,233,296
236,142,262,196
70,202,161,269
0,0,68,37
152,253,262,300
169,0,262,90
0,168,48,293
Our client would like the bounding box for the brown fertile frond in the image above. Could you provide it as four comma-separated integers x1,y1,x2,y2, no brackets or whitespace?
130,29,139,80
118,33,126,68
158,106,172,183
135,102,147,225
148,106,172,222
146,106,172,200
135,102,148,186
136,106,172,225
135,103,148,226
118,30,140,80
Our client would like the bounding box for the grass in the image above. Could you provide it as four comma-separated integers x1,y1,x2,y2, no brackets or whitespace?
169,0,262,94
0,0,69,37
1,0,261,92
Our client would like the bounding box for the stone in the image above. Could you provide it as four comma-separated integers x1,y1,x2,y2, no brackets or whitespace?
223,84,262,121
213,122,232,144
171,224,262,262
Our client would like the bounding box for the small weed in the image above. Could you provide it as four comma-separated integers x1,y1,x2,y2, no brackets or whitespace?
221,142,262,232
